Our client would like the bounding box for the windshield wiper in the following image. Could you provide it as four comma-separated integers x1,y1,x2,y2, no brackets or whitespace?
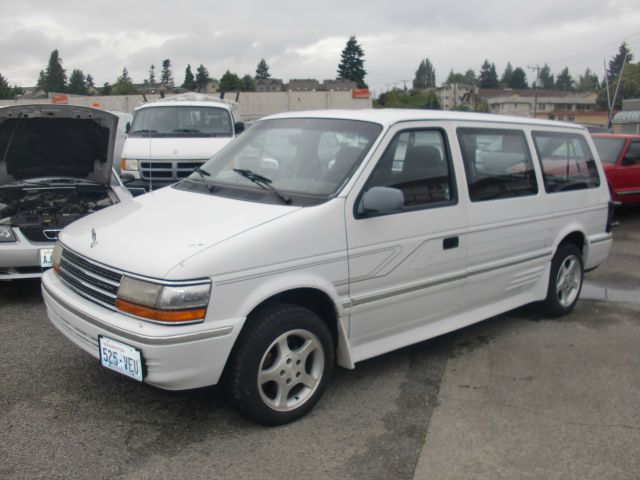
131,129,158,135
232,168,292,205
190,166,217,192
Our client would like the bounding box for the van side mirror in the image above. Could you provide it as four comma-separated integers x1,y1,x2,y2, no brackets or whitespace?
622,153,637,165
125,122,131,134
234,121,245,134
360,187,404,216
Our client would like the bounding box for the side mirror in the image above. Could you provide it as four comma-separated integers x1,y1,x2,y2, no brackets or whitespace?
119,173,135,184
234,121,245,134
125,121,131,134
622,153,637,165
359,187,404,216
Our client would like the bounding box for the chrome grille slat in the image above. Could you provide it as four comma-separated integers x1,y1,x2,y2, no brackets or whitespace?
59,248,123,309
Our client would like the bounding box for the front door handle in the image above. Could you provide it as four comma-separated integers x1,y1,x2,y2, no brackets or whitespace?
443,236,459,250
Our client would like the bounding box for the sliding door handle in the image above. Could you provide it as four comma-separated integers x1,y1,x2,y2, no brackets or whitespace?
443,236,459,250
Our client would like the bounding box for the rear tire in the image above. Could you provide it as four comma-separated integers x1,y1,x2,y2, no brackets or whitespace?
539,244,583,317
228,303,334,425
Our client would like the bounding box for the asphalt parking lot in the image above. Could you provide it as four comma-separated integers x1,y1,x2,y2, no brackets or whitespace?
1,208,639,480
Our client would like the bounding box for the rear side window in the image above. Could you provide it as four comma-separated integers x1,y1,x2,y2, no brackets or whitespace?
532,131,600,192
457,128,538,202
365,129,455,210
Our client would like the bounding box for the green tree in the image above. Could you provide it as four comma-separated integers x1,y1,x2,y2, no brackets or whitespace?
42,49,67,93
446,70,467,84
500,62,514,88
182,64,196,91
608,42,633,84
68,69,88,95
0,73,15,99
86,74,95,89
377,88,440,109
101,82,113,96
35,70,46,91
112,67,138,95
510,67,528,89
219,70,242,92
337,36,367,88
536,64,554,89
255,59,271,80
195,64,210,92
241,74,256,92
161,59,174,88
464,69,477,85
576,68,599,92
148,64,156,86
555,67,575,91
479,60,499,88
413,58,436,89
603,62,640,109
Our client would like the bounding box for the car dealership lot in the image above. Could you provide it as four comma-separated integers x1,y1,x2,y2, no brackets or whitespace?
1,209,639,480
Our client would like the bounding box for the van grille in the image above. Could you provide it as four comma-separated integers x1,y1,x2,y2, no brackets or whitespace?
58,247,123,309
139,160,205,182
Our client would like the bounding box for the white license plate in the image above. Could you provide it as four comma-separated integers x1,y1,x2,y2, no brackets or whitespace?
99,336,144,382
40,248,54,268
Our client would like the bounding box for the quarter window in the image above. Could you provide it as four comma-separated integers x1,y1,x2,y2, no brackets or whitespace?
457,128,538,201
532,131,600,192
364,129,455,210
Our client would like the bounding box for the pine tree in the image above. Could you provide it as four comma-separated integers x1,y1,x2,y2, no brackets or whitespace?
241,74,256,91
161,59,174,88
101,82,113,96
195,64,209,92
86,74,95,89
510,67,528,89
182,64,196,91
148,64,156,86
500,62,514,88
413,58,436,89
42,49,67,93
337,36,367,88
479,60,499,88
539,64,555,89
112,67,138,95
608,42,633,83
555,67,575,91
0,73,15,99
576,68,599,92
255,59,271,80
68,69,88,95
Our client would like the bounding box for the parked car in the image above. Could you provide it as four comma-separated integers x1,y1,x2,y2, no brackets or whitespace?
591,133,640,205
119,93,244,193
0,105,132,280
42,110,613,425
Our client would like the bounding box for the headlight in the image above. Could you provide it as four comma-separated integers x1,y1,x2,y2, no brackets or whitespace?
0,225,16,242
120,159,139,171
116,276,211,324
52,242,62,272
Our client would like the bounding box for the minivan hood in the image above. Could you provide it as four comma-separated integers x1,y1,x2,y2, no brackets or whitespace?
122,136,233,160
59,186,300,279
0,105,118,186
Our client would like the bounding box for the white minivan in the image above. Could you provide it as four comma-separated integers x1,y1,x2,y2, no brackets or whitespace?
42,110,613,425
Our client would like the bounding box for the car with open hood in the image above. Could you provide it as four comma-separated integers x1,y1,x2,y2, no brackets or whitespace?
0,104,132,279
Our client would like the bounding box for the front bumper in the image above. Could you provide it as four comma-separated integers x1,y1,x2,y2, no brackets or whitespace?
0,228,54,280
42,269,243,390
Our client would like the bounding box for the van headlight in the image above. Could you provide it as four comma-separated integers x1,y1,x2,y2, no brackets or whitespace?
0,226,16,242
120,159,139,171
116,276,211,324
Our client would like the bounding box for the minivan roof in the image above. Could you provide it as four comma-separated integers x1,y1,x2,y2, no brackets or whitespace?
261,109,587,130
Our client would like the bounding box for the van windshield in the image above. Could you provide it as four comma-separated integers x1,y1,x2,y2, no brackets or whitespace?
177,118,382,204
129,106,233,137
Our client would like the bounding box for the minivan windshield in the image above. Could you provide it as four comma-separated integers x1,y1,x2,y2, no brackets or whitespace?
128,106,233,137
178,118,382,204
592,137,625,164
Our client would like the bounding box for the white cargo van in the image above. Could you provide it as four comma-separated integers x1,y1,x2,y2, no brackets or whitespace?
42,109,613,425
120,94,244,192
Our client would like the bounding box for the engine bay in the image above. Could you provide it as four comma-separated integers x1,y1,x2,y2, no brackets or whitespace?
0,187,117,241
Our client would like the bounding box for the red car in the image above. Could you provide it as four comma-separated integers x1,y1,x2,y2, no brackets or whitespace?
591,133,640,205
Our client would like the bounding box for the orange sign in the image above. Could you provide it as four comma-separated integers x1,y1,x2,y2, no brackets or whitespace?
352,88,370,99
50,94,69,104
92,102,101,108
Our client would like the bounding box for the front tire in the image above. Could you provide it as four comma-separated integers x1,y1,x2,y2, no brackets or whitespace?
228,303,334,425
539,244,584,317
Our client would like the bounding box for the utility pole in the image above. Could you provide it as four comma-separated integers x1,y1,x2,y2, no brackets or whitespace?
528,65,541,118
608,51,630,128
400,79,410,91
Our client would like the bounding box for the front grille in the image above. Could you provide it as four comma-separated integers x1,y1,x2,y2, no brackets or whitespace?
139,159,206,182
58,248,123,309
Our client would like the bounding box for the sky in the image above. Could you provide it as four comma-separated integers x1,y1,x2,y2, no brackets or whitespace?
2,0,640,95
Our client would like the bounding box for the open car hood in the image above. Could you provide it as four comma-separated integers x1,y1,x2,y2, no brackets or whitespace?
0,105,118,186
